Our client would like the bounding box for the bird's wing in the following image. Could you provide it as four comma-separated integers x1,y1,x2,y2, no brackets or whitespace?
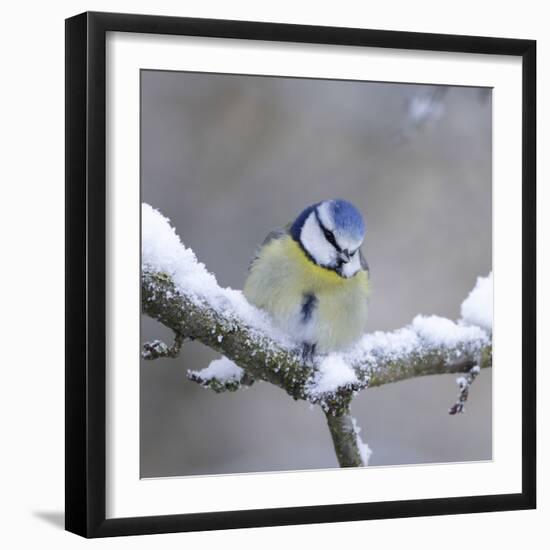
260,226,289,248
248,226,289,271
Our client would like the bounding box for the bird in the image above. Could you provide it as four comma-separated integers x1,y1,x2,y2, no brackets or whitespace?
244,199,370,358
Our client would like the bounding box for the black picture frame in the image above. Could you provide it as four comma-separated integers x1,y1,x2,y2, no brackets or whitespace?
65,11,536,538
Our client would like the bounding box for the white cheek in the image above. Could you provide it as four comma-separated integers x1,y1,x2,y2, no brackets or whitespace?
300,213,336,266
341,253,362,278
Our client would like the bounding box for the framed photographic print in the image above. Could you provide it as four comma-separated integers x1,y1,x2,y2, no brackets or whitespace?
65,11,536,538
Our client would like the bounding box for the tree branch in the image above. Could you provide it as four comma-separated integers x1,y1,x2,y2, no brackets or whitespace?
142,268,491,415
325,410,364,467
141,203,493,469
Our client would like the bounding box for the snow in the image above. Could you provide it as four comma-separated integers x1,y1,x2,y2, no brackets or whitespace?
142,203,291,347
189,356,243,383
308,355,358,396
342,313,489,379
460,272,493,332
143,203,492,398
339,273,492,378
352,417,372,466
412,315,488,348
142,202,219,297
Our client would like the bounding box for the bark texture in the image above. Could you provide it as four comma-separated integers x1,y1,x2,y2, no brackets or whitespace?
142,268,492,467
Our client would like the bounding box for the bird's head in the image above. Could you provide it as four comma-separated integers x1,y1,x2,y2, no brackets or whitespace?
290,199,366,277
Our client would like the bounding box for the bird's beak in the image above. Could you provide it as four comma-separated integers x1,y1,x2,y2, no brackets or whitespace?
339,250,351,264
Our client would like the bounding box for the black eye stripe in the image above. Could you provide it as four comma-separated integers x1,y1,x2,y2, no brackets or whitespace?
314,209,349,253
323,228,337,246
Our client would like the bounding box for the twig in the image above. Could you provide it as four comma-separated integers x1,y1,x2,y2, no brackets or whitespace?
449,365,481,415
142,332,184,360
187,368,255,393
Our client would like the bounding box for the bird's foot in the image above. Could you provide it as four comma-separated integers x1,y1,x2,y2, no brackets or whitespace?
301,343,317,364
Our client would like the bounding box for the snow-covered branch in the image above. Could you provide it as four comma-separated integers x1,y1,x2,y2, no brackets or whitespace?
141,204,493,468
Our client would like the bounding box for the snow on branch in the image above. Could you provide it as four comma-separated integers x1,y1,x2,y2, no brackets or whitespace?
461,272,493,333
142,203,492,406
188,357,255,393
141,203,492,467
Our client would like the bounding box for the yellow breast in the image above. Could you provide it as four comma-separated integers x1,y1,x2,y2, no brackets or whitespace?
244,235,370,352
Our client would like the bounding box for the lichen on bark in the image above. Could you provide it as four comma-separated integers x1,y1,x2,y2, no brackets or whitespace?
141,267,491,468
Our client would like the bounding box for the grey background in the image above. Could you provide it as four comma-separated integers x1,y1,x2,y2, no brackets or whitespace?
140,70,492,478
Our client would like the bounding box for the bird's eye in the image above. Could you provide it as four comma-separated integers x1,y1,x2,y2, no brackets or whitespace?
322,227,339,249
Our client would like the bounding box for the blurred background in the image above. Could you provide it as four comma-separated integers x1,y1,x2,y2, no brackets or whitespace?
140,70,492,478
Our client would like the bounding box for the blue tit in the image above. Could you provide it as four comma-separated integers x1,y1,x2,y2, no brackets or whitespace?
244,199,370,357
